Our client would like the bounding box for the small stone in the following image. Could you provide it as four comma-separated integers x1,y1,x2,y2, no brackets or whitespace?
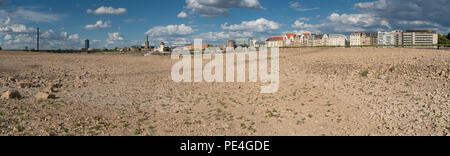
49,83,62,88
18,82,33,88
7,77,16,82
1,90,21,99
46,86,57,93
35,92,56,99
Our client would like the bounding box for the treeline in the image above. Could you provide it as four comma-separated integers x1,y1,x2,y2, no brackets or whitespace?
438,33,450,44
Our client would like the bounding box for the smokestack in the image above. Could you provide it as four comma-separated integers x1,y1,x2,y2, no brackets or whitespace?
36,27,40,51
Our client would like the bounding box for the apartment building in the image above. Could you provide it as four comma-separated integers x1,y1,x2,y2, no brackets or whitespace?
328,34,346,46
249,38,257,47
294,33,310,46
350,32,377,46
393,30,403,45
266,37,284,47
364,33,378,45
403,30,438,45
378,31,395,45
313,34,328,46
350,32,362,46
226,40,236,48
235,38,249,46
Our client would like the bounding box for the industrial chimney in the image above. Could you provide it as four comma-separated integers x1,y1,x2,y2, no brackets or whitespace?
36,27,40,51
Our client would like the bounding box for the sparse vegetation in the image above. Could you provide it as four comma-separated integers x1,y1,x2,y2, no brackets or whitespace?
361,70,369,77
389,66,395,73
134,129,142,135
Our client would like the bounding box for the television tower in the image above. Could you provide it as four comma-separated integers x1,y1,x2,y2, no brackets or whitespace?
36,27,40,51
145,35,150,49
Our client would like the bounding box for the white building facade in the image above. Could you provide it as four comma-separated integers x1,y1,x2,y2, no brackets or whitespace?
378,31,395,46
350,33,362,46
328,34,346,46
266,37,284,47
403,30,438,45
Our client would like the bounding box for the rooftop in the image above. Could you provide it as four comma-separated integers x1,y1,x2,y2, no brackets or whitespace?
266,37,283,41
405,30,437,33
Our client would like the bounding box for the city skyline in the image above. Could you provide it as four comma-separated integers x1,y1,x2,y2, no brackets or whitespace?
0,0,449,50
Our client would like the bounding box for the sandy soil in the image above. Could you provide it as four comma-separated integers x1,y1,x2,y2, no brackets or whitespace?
0,48,448,136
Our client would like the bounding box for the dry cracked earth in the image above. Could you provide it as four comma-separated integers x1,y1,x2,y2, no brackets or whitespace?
0,48,448,136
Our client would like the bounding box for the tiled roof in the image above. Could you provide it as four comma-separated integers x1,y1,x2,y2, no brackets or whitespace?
285,34,296,38
266,37,283,41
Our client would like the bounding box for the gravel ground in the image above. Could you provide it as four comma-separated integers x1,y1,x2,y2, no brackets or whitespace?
0,48,448,136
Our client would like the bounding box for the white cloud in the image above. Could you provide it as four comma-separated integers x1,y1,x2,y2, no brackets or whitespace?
197,32,230,42
2,29,83,50
145,24,196,46
0,19,34,34
122,18,146,23
397,21,441,27
354,0,450,33
69,34,79,40
87,6,127,15
291,20,323,33
289,2,319,12
286,0,450,34
177,11,188,18
184,0,264,18
146,24,195,37
328,13,391,29
0,8,61,23
85,20,111,30
3,34,11,40
221,18,281,32
290,13,392,33
107,32,124,41
354,0,388,10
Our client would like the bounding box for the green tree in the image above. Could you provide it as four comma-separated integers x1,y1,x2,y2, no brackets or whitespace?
447,32,450,40
163,47,171,52
438,34,450,45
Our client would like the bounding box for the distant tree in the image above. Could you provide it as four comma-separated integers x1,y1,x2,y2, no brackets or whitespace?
242,44,249,48
448,32,450,40
438,34,450,45
163,47,171,52
0,46,2,50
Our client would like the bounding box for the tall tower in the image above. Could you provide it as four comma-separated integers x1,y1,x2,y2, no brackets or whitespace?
85,39,90,50
36,27,40,51
145,35,150,49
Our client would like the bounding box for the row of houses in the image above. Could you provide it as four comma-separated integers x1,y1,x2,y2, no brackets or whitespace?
264,33,348,47
261,30,438,48
145,30,439,52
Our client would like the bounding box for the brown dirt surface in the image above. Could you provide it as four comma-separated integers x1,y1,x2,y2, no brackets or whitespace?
0,48,448,136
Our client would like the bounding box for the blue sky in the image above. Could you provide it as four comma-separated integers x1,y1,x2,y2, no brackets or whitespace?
0,0,449,49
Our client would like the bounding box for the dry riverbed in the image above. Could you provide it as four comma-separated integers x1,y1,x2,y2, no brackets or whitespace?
0,48,448,136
